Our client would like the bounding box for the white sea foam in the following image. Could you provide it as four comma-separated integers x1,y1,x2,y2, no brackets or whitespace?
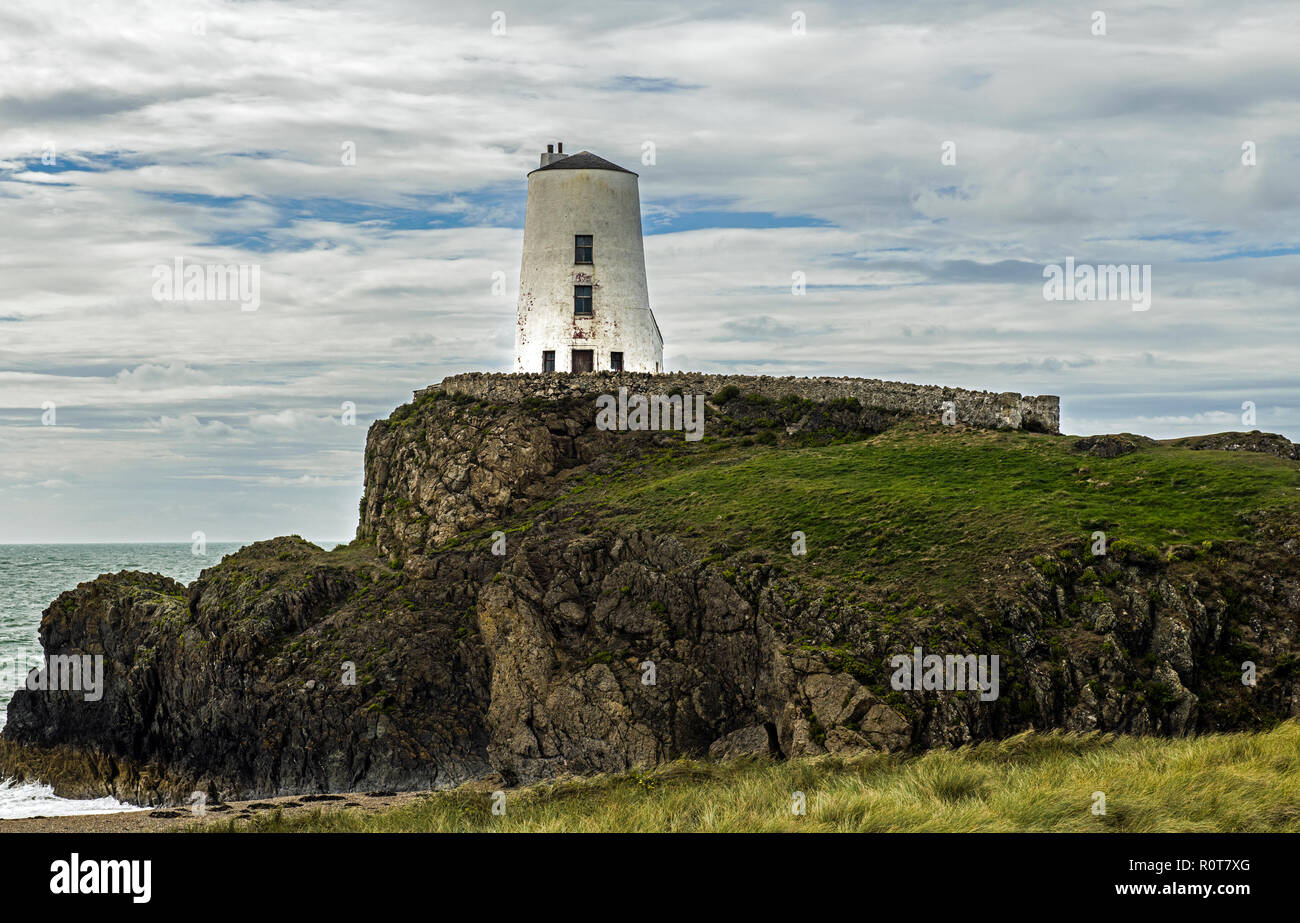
0,779,147,820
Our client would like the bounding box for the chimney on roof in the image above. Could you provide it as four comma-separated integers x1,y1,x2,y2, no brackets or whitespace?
539,141,569,168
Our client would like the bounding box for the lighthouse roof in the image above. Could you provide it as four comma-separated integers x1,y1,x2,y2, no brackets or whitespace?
529,150,637,176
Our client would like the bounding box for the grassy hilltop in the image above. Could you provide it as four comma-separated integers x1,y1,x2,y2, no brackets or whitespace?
526,420,1300,599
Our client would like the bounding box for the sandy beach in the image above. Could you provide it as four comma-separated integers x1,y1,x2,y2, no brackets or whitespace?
0,788,431,833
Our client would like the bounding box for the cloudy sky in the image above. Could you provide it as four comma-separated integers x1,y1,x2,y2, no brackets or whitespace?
1,1,1298,542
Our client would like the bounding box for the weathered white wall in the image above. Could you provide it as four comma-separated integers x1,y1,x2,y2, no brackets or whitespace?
514,166,663,373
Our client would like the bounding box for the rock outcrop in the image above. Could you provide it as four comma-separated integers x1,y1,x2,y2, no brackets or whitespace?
1073,433,1157,458
1163,430,1300,461
1,540,496,804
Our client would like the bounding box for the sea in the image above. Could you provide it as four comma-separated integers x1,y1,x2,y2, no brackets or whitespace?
0,542,326,819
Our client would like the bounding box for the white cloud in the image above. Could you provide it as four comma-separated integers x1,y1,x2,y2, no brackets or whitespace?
1134,411,1241,425
151,414,237,437
248,409,336,431
114,362,213,389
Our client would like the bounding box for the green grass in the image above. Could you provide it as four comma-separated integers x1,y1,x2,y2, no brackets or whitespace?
548,425,1300,596
201,720,1300,832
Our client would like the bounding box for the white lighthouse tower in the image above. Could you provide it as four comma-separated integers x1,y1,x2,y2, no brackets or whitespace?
514,143,663,374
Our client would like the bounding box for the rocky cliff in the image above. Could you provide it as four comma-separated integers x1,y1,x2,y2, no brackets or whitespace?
3,375,1297,806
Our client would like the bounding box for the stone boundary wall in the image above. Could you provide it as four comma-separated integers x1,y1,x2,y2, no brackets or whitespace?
428,372,1060,434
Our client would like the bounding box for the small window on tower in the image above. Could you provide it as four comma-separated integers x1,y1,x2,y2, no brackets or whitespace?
574,285,593,315
575,235,593,264
610,351,624,371
542,350,555,373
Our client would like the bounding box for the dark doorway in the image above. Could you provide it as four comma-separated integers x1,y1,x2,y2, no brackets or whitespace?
571,349,593,373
